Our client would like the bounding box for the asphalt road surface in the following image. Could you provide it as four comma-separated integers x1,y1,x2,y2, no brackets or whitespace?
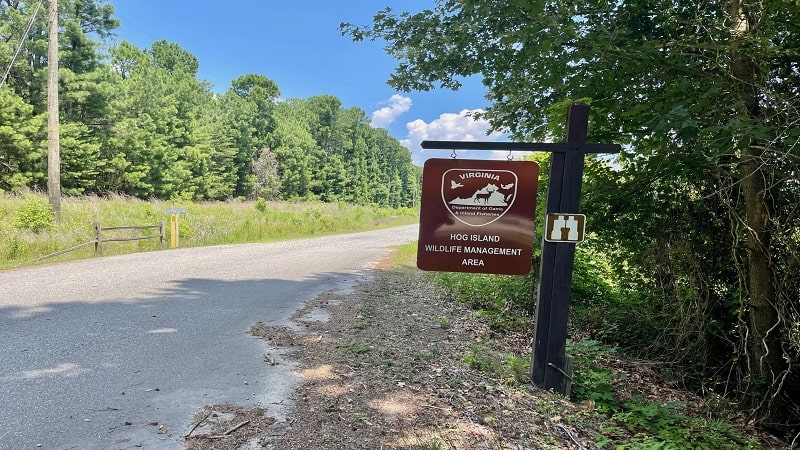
0,225,419,449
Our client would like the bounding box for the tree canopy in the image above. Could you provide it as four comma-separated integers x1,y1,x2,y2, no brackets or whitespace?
0,0,419,208
343,0,800,431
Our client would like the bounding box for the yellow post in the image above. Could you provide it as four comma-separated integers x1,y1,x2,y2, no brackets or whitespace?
170,214,179,249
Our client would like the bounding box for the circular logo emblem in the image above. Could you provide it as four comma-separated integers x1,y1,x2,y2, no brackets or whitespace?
441,168,518,226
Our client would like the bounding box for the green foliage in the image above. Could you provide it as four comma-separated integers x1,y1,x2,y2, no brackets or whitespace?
460,344,497,372
459,343,531,385
14,195,54,233
3,235,25,260
408,441,442,450
505,353,530,384
568,339,619,412
346,0,800,428
606,400,758,450
271,98,418,207
567,340,757,449
387,241,418,269
254,198,267,212
0,88,45,191
436,269,759,447
567,247,688,361
433,272,533,331
0,7,419,209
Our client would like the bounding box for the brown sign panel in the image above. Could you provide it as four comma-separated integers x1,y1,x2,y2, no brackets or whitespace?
417,158,539,275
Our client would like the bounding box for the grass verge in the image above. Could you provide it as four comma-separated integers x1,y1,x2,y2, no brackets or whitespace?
0,191,417,270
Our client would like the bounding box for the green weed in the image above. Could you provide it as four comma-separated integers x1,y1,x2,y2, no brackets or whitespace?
568,339,619,412
505,353,530,384
434,271,533,332
607,399,759,449
408,441,442,450
461,343,498,372
254,198,267,212
433,259,761,449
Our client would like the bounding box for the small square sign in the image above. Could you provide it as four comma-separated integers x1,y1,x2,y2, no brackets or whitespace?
544,213,586,243
417,158,539,275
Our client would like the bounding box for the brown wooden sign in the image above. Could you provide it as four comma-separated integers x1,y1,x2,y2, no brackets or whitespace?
417,158,539,275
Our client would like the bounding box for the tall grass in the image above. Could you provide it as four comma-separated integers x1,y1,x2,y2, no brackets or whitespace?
0,192,418,270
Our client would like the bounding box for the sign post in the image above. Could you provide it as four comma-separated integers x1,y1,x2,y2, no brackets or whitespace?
165,208,187,249
421,103,620,395
532,105,597,394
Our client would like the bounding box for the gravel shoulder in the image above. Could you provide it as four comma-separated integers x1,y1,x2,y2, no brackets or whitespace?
182,262,786,449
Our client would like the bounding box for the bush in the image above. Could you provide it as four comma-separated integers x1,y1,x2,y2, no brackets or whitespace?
14,195,55,233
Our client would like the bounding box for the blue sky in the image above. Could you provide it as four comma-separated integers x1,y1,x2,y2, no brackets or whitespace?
110,0,508,164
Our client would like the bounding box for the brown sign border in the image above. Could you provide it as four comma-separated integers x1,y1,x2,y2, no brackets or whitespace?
417,158,539,275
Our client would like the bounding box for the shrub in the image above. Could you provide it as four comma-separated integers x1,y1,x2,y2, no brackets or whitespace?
14,196,55,233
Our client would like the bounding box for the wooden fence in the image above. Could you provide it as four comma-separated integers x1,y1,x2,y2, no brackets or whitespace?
35,221,165,262
93,222,166,255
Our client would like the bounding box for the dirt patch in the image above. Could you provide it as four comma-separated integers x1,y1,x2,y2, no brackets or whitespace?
245,268,597,449
183,267,786,449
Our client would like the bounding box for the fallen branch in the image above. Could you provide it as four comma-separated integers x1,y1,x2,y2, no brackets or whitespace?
199,419,251,439
224,420,250,436
556,423,585,450
184,412,210,438
423,404,448,411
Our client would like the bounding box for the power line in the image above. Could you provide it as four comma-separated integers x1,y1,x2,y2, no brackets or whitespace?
0,0,45,88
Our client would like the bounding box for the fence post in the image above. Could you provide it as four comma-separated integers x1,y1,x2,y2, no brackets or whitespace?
159,221,166,249
94,222,102,255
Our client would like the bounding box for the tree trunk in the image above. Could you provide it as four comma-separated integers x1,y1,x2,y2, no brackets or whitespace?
730,0,785,421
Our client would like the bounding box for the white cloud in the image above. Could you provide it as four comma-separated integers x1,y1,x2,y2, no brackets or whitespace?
401,109,507,164
370,94,412,128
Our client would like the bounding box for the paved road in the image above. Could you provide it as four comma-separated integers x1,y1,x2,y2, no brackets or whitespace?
0,225,418,449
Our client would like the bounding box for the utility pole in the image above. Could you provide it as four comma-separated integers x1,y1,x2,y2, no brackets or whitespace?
47,0,61,222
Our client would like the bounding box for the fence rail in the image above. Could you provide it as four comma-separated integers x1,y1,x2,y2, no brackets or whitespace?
35,221,165,262
94,222,166,255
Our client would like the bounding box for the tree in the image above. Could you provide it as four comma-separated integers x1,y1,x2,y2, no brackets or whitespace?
106,40,214,199
0,0,117,113
222,74,281,197
271,100,317,199
252,148,281,200
343,0,800,428
0,87,45,191
59,0,118,75
0,0,118,197
230,73,279,100
268,96,418,207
